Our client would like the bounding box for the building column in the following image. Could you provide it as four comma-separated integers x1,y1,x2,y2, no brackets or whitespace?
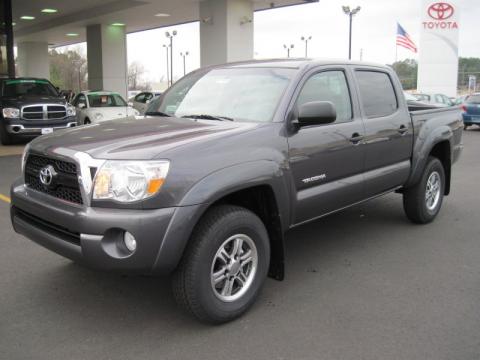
199,0,254,67
17,42,50,79
87,24,127,98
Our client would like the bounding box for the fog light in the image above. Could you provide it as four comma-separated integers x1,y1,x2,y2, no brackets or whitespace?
123,231,137,252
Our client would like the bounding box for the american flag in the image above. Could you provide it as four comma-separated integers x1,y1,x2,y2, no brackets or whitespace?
396,23,417,53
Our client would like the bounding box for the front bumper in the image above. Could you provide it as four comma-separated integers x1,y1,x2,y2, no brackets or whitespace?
4,116,77,136
10,179,204,275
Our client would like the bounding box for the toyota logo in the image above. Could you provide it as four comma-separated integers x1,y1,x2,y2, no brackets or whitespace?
39,165,56,187
428,2,454,20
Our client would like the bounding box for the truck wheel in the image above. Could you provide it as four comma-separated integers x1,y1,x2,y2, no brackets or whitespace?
84,118,91,125
172,205,270,324
403,156,445,224
0,125,12,145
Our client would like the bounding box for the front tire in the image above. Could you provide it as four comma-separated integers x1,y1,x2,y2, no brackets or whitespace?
403,156,445,224
172,205,270,324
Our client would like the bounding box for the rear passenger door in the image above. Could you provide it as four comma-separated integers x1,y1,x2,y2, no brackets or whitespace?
354,69,413,198
287,68,366,224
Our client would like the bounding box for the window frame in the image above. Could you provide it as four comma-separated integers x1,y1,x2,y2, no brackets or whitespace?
354,69,399,119
290,68,355,126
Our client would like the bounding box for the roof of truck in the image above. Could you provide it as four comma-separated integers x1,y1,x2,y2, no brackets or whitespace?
219,58,390,70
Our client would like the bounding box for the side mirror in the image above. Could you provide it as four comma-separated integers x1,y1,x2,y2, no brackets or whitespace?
78,103,86,109
296,101,336,127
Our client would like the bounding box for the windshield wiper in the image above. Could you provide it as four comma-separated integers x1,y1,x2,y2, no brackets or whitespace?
181,114,234,121
144,111,171,117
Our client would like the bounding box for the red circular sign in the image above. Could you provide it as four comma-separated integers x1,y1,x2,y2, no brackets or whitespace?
428,2,454,20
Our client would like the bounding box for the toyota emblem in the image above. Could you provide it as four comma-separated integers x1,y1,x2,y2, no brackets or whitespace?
428,2,454,20
39,165,56,187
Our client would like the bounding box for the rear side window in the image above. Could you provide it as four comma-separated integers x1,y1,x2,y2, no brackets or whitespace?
355,71,398,118
296,70,352,123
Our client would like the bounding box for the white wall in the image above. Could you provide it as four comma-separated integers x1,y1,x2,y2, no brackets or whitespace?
17,42,49,79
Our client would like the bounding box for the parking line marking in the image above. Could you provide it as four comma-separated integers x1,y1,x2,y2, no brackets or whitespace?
0,193,11,204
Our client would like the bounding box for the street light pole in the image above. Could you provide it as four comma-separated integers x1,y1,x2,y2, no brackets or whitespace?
163,44,170,86
283,44,294,58
180,51,189,76
301,36,312,58
342,6,361,60
165,30,177,86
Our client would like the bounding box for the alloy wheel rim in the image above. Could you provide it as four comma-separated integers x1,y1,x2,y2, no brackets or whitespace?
425,171,441,211
210,234,258,302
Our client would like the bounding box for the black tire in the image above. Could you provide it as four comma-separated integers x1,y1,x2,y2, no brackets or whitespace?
0,124,12,145
403,156,445,224
84,118,91,125
172,205,270,324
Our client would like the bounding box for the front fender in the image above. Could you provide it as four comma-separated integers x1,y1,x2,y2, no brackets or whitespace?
179,160,291,231
406,124,452,187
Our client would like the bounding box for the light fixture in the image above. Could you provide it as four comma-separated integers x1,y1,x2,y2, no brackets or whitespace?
20,16,35,20
66,33,79,37
41,9,58,14
111,23,125,26
12,22,16,26
155,13,170,17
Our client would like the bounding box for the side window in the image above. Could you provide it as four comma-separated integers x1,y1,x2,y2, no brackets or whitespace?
355,71,398,118
435,94,444,104
75,94,87,108
134,93,146,103
296,70,352,123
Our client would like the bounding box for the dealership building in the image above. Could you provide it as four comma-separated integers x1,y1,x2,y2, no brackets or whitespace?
0,0,313,97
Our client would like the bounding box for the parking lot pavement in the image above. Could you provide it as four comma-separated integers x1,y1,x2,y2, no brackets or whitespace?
1,129,479,360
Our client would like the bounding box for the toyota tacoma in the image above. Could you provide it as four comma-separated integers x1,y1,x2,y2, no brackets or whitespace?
10,60,463,323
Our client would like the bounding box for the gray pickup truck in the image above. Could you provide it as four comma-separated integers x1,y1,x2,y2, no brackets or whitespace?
10,60,463,323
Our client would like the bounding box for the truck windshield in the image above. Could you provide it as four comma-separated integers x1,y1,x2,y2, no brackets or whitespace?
3,79,58,97
466,95,480,104
153,67,295,122
87,94,127,107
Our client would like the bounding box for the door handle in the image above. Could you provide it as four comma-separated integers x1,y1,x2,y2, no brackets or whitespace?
349,132,363,145
398,125,408,135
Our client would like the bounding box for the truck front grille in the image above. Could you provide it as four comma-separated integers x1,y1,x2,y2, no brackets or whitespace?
22,105,67,120
24,154,83,205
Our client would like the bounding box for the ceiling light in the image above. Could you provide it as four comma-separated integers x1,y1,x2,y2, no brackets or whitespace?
20,16,35,20
155,13,170,17
41,9,58,14
111,23,125,26
12,22,16,26
66,33,79,37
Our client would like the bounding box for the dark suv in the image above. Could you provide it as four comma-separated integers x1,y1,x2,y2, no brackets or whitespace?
0,78,77,145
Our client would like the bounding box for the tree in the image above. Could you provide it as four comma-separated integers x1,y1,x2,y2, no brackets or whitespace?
49,47,87,92
391,59,418,90
128,61,151,91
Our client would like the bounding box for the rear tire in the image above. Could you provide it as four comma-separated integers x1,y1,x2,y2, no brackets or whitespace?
0,125,12,145
172,205,270,324
84,118,91,125
403,156,445,224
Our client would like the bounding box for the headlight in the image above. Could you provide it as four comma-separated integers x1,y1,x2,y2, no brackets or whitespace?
94,113,103,121
93,160,170,203
21,143,31,173
66,105,76,116
3,108,20,118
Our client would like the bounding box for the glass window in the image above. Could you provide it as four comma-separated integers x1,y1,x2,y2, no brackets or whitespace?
2,79,58,97
74,94,87,107
87,93,127,107
154,67,295,122
355,71,398,118
134,93,146,102
296,71,352,123
466,95,480,104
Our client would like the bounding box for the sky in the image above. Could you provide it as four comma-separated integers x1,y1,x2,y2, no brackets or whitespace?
64,0,480,85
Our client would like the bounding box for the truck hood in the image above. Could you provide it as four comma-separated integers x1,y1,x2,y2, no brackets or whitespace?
1,95,66,108
29,116,262,160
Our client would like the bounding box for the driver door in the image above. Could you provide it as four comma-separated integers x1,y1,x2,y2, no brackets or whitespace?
287,68,366,224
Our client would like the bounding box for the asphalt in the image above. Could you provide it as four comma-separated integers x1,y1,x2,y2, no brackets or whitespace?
1,128,480,360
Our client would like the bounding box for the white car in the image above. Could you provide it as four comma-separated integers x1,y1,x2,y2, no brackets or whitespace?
72,91,139,125
129,91,162,115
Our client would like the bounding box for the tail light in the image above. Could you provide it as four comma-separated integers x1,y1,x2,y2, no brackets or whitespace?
461,104,467,113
